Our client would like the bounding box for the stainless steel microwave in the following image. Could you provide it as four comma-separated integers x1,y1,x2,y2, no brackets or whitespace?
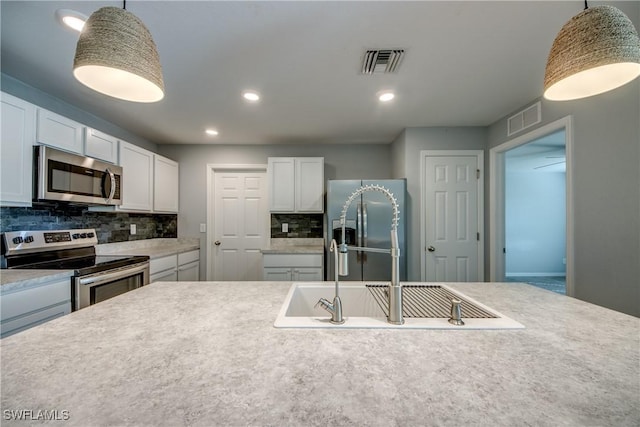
34,146,122,205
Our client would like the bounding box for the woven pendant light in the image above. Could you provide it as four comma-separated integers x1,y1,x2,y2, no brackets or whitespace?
73,6,164,103
543,5,640,101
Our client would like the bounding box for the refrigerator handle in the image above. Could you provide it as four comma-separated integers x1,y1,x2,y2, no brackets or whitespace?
362,203,368,248
356,202,362,248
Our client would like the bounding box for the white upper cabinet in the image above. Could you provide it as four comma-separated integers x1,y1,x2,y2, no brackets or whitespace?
268,157,324,213
295,157,324,212
118,140,153,211
36,108,83,154
153,154,179,213
84,128,117,164
1,92,35,207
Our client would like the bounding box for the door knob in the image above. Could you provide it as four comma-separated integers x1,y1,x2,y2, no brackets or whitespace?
427,246,436,252
214,241,221,246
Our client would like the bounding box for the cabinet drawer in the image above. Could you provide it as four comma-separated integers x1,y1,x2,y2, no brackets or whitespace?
150,255,177,274
1,279,70,321
263,254,322,268
1,302,70,338
178,250,199,265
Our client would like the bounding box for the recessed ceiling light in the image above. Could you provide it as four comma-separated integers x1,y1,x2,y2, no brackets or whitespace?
243,91,260,102
55,9,88,32
378,91,395,102
205,129,219,136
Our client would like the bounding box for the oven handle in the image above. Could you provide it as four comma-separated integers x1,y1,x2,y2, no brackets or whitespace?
78,263,149,287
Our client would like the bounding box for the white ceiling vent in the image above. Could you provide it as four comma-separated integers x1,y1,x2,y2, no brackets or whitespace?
361,49,405,74
507,102,541,136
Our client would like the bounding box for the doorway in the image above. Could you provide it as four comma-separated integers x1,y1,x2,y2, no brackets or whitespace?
489,116,574,296
206,164,269,281
504,130,567,294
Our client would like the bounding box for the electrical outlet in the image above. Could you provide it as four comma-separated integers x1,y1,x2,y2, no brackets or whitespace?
130,224,137,235
282,223,288,233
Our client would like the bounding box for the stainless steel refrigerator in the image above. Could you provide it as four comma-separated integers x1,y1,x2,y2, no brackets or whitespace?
326,179,406,281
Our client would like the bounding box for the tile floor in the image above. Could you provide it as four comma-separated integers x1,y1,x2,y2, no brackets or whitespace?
506,276,566,295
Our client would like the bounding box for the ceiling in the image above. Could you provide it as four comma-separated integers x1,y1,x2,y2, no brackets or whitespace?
1,1,637,146
505,130,566,173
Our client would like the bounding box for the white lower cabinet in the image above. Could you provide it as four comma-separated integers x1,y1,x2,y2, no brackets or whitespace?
0,278,71,338
262,254,323,281
150,250,200,282
177,250,200,281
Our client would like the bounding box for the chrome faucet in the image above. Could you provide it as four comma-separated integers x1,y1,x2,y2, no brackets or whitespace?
316,239,344,324
339,184,404,325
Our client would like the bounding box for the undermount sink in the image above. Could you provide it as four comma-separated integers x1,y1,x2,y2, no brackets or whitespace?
274,282,524,329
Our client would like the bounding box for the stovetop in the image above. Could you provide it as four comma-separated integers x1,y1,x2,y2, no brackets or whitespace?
2,229,149,275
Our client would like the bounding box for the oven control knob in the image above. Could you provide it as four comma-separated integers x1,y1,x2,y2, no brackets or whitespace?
80,233,87,238
24,235,34,243
72,233,80,239
12,236,23,245
87,232,95,238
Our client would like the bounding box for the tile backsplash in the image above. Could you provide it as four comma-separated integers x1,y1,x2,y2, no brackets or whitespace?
270,214,323,238
0,204,177,244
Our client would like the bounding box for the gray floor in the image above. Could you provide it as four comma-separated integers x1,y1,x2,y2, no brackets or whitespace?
506,276,566,295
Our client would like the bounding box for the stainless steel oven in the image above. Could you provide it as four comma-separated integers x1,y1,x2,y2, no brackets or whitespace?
2,229,149,311
34,145,123,206
73,260,149,310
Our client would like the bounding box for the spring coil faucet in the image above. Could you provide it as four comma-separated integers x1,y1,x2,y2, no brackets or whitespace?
339,184,404,325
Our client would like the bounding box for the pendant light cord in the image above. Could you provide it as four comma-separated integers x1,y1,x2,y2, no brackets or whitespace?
584,0,588,10
123,0,126,10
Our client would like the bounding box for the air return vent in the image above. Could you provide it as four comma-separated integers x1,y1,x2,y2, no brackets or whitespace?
507,102,541,136
361,49,405,74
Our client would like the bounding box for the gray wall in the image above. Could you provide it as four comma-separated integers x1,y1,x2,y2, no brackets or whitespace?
391,127,488,281
487,79,640,317
158,143,393,278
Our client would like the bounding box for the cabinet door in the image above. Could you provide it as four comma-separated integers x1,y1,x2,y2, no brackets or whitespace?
177,261,200,281
295,158,324,212
292,267,323,282
0,278,71,338
153,154,179,213
268,157,295,212
263,268,292,281
1,92,35,207
85,128,117,163
36,108,83,154
118,141,153,211
150,269,178,282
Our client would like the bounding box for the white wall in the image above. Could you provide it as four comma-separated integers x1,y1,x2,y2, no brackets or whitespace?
505,171,566,276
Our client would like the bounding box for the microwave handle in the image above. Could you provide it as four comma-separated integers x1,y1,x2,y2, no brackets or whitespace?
104,168,116,203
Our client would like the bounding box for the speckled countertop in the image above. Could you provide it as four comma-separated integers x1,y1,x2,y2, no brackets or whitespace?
0,270,74,292
95,237,200,259
261,238,324,254
1,281,638,426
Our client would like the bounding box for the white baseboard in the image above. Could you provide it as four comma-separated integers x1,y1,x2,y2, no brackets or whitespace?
506,273,566,278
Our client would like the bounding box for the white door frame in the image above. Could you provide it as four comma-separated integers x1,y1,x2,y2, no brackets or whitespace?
205,163,268,280
420,150,485,281
489,116,574,296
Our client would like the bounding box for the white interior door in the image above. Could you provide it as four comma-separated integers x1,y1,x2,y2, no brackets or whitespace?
422,152,483,282
211,169,268,281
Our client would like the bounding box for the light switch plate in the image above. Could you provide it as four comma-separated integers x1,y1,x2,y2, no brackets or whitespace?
200,223,206,233
130,224,137,235
282,223,288,233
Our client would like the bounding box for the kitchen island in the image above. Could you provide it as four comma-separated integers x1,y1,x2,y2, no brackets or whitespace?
1,281,638,426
